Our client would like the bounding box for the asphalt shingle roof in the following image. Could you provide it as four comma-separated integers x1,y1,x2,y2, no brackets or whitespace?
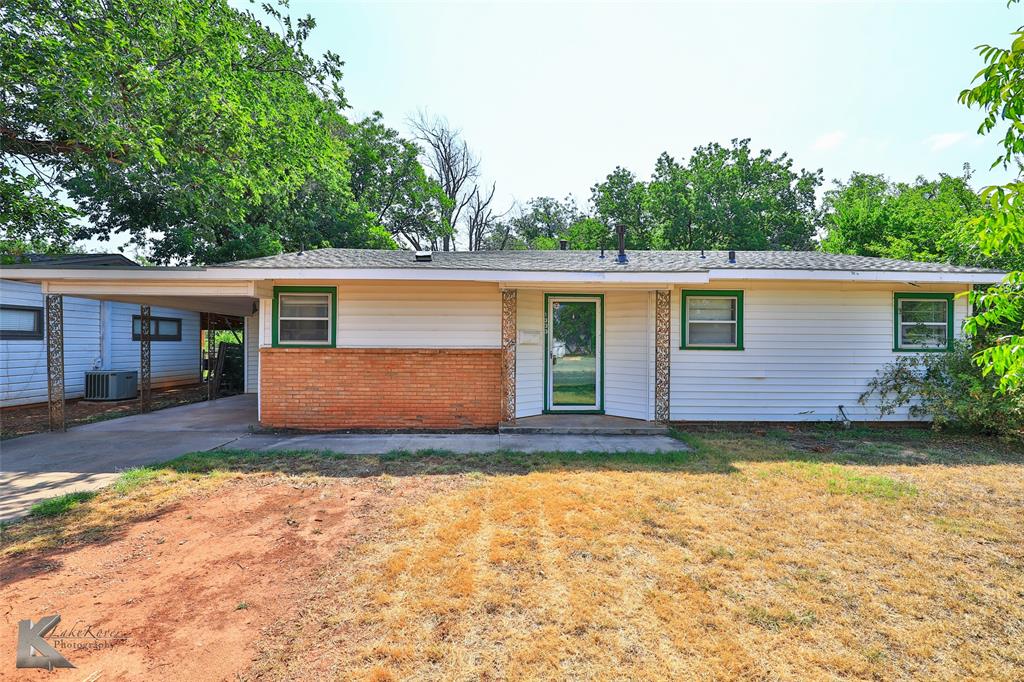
216,249,1003,274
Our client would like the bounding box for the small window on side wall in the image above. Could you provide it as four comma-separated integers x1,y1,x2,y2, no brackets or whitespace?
0,305,44,340
273,287,335,346
894,293,953,352
681,290,743,350
132,316,182,342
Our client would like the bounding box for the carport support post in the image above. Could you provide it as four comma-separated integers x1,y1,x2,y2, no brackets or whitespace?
139,305,152,412
654,290,671,423
45,294,66,432
501,288,517,423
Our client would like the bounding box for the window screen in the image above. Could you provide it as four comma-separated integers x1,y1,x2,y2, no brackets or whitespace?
278,293,332,344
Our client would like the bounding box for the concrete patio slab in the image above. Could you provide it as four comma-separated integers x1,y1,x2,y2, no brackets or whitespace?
1,394,687,521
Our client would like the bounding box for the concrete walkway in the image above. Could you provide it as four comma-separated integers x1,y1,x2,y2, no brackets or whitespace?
1,394,684,520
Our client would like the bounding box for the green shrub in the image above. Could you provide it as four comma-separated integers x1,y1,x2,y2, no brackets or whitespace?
860,341,1024,435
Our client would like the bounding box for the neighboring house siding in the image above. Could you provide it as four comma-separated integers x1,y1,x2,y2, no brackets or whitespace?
244,314,259,394
0,280,100,406
669,281,969,422
515,289,544,418
604,290,651,420
108,303,201,388
0,280,200,407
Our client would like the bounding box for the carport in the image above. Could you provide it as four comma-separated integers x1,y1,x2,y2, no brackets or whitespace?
1,264,262,431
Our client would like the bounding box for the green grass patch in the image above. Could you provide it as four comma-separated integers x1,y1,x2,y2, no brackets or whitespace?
113,467,166,494
787,462,918,499
28,491,97,518
744,605,817,631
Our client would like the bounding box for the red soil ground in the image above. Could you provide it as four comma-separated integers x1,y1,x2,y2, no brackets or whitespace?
0,476,434,681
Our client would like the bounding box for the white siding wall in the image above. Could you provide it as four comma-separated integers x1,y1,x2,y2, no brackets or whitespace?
669,281,970,422
604,290,651,420
0,280,100,406
107,303,200,388
256,280,971,423
515,290,544,418
0,280,201,406
261,282,502,349
244,314,259,393
512,289,653,419
336,281,500,348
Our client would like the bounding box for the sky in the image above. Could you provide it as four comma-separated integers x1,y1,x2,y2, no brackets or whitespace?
293,0,1018,210
89,0,1022,254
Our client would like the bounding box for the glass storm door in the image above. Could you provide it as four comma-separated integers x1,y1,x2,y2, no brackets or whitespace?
546,296,602,411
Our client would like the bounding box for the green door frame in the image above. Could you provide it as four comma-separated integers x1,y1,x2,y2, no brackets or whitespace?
543,293,605,414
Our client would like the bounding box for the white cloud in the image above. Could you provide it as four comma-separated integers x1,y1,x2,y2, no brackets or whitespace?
812,131,847,151
925,132,966,152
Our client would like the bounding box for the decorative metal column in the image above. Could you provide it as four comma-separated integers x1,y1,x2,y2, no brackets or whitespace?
654,290,671,423
139,305,152,412
500,288,517,423
206,327,216,401
45,294,66,432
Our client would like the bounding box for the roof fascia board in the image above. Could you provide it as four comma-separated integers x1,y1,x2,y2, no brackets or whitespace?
10,267,711,284
5,266,1002,285
707,268,1005,284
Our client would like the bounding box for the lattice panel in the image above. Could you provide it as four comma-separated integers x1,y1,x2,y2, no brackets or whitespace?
46,294,66,432
139,305,152,412
501,288,517,423
655,289,671,422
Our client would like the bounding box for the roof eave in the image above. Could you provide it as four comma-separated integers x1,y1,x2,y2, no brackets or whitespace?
0,265,1005,285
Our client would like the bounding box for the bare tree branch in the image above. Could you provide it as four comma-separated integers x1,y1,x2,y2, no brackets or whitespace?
409,111,480,250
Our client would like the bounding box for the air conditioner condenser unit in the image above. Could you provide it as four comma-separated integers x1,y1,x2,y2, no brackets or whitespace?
84,371,138,401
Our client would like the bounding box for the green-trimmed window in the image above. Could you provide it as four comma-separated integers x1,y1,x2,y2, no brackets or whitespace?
681,290,744,350
893,293,953,352
272,286,337,347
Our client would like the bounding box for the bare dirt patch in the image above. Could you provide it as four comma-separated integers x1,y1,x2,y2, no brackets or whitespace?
0,473,449,681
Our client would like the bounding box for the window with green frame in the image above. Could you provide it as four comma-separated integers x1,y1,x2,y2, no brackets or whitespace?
681,290,744,350
272,286,337,347
893,292,954,352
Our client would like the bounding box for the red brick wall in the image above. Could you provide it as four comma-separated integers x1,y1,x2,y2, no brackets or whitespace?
259,348,502,430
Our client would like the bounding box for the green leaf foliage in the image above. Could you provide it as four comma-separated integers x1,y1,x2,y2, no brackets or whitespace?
650,140,822,251
820,167,1022,270
958,1,1024,391
497,139,822,252
860,341,1024,436
0,0,406,263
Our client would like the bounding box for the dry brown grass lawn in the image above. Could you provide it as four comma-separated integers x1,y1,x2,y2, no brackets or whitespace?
3,429,1022,680
246,432,1024,681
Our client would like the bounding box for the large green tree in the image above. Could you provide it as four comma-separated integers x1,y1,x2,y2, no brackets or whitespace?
820,168,1020,270
0,0,392,263
652,139,822,251
344,112,448,250
590,167,656,249
959,3,1024,390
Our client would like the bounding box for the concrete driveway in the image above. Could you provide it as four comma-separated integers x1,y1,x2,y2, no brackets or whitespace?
1,394,684,520
1,394,258,521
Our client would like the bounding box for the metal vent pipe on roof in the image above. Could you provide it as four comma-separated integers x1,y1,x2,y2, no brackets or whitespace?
728,250,736,264
414,250,432,262
616,224,628,264
559,239,568,251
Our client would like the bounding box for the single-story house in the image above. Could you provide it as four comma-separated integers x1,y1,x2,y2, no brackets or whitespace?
0,248,1004,427
1,254,200,407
